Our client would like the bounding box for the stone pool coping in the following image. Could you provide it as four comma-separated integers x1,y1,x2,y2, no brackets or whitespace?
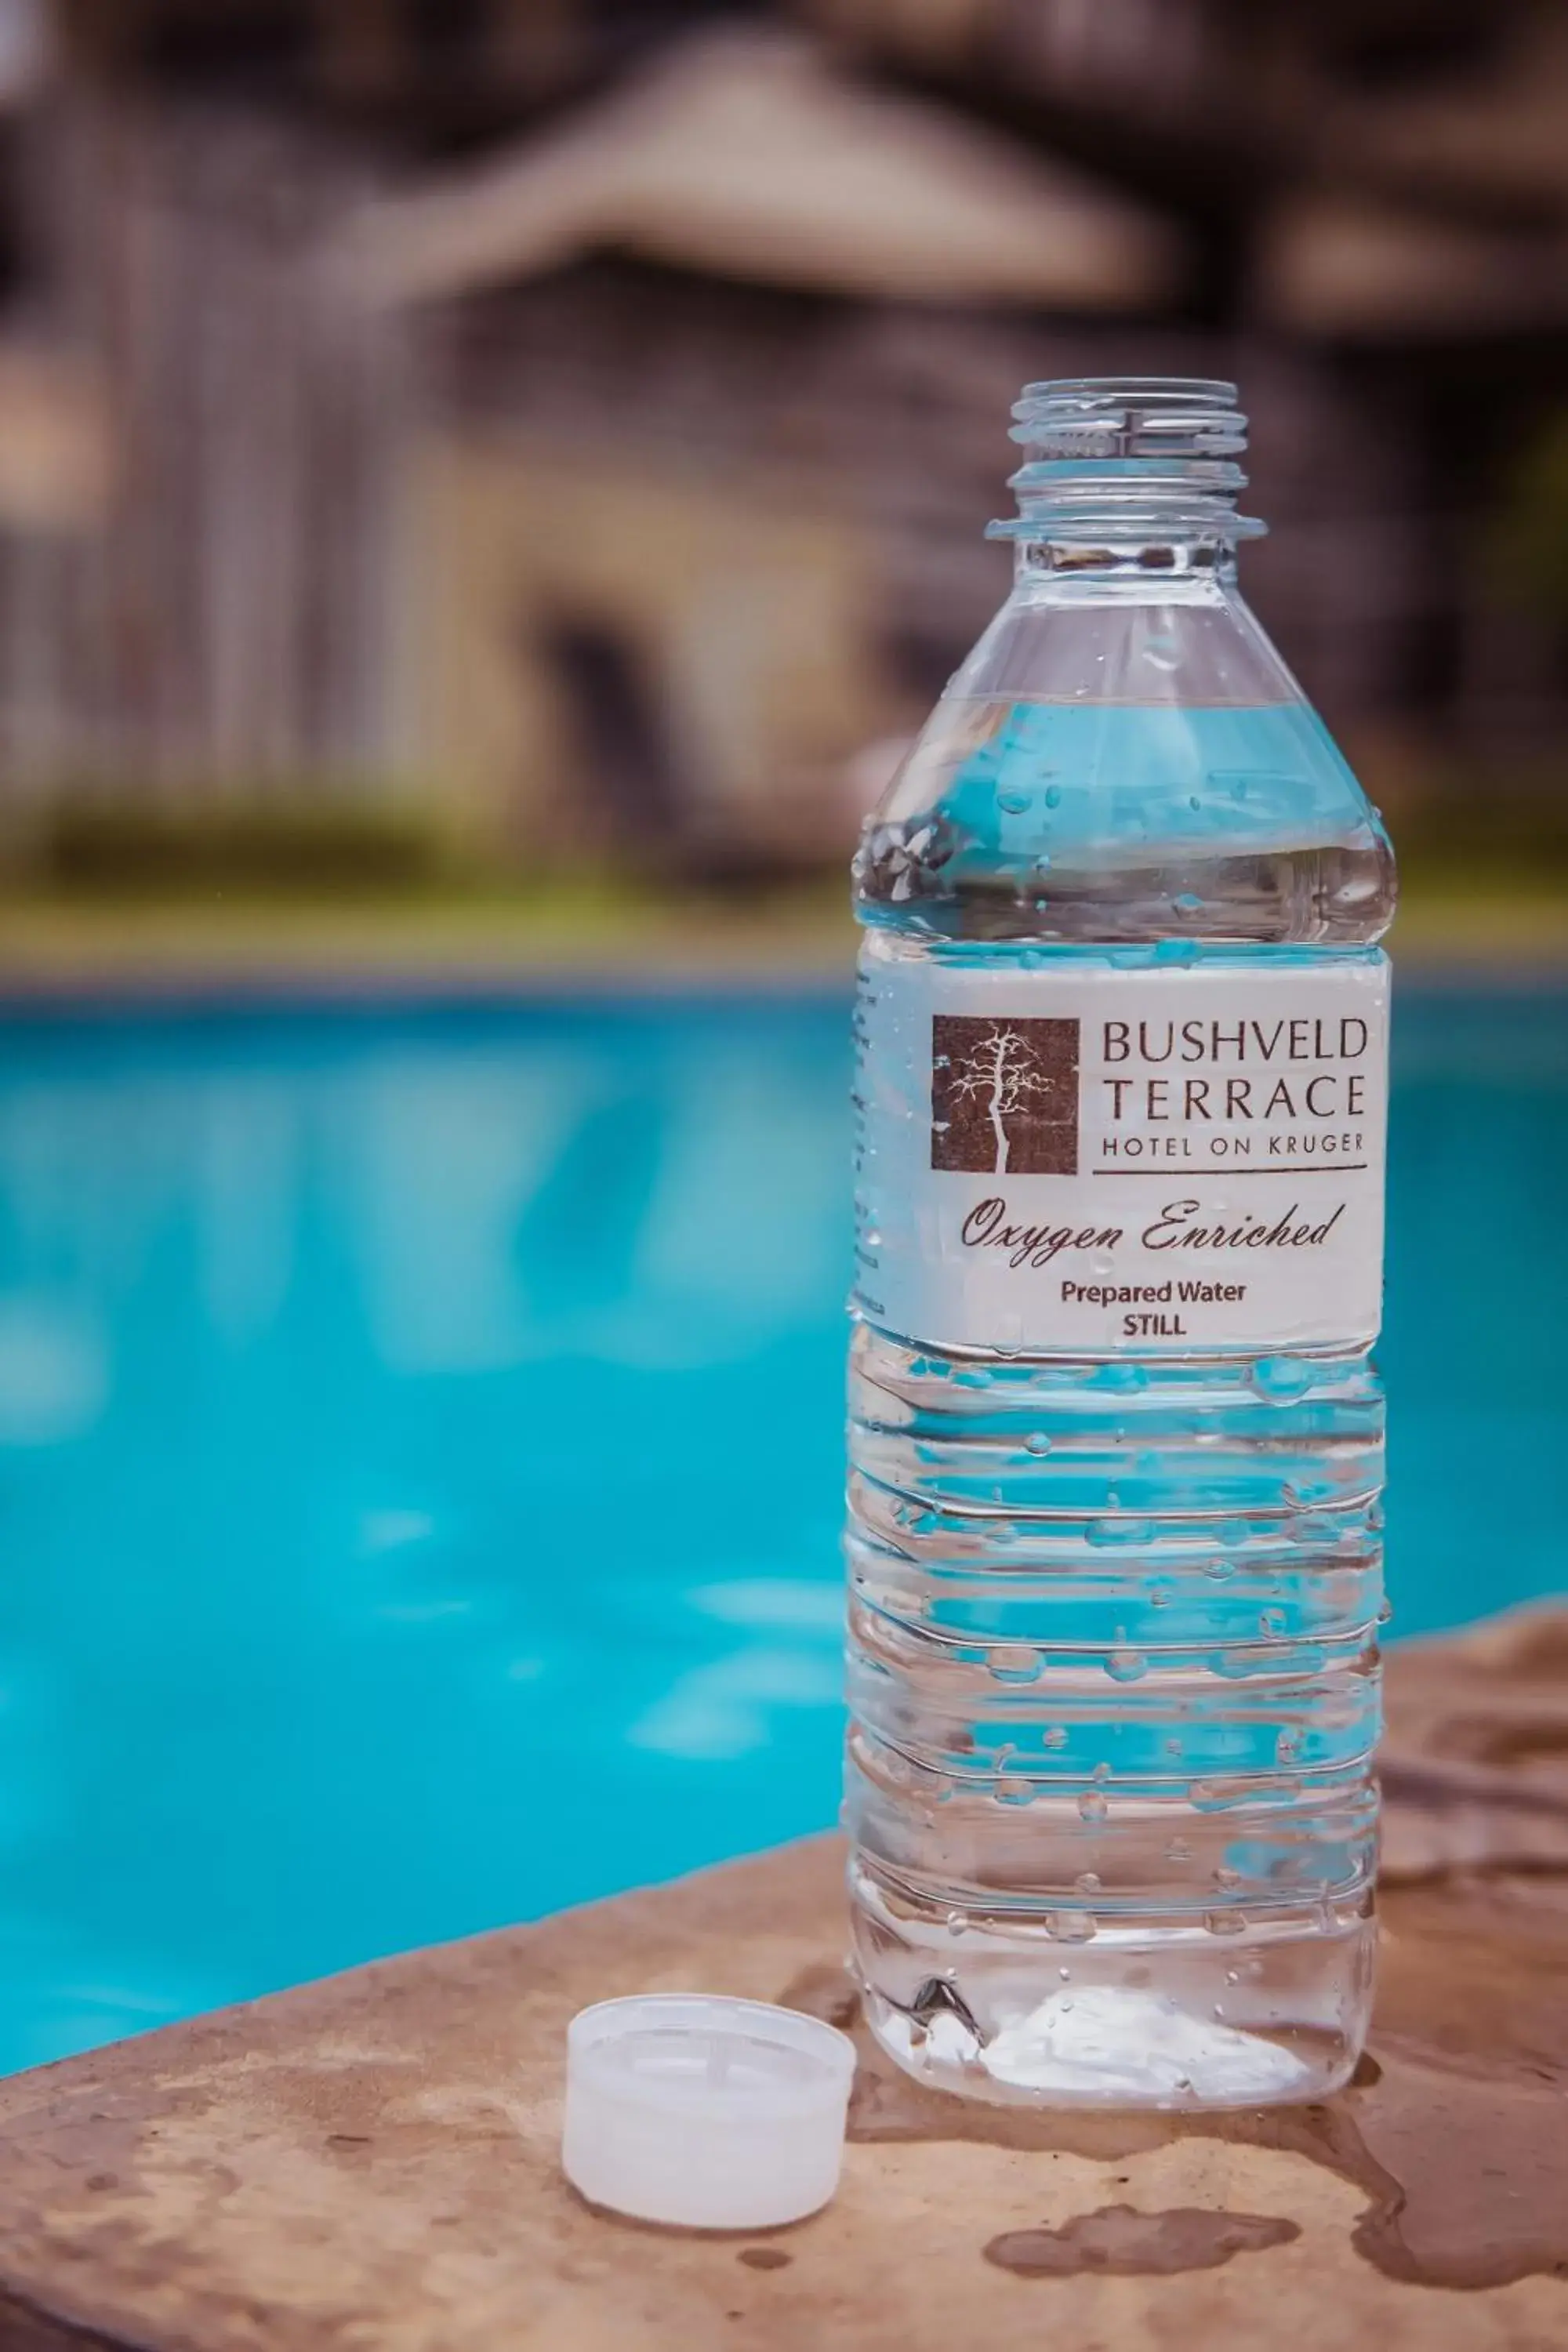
0,1605,1561,2350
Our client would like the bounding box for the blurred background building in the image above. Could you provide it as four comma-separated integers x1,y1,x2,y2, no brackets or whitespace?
0,0,1563,882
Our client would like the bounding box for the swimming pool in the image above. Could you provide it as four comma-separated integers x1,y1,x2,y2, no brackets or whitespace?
0,985,1561,2075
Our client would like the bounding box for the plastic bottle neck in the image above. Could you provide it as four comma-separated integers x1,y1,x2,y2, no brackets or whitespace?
988,379,1265,568
1010,537,1241,593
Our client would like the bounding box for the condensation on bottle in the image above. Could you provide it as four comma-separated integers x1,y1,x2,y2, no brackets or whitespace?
845,379,1395,2108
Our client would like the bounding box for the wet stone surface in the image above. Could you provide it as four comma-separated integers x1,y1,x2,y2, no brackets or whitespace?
0,1608,1558,2348
786,1605,1568,2298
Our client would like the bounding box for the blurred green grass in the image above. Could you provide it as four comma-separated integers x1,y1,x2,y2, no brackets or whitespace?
0,867,1559,989
0,875,854,986
0,782,1558,985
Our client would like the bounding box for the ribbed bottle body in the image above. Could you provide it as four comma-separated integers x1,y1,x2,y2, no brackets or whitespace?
848,930,1387,2107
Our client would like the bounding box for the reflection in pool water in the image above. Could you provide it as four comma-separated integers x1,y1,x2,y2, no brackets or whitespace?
0,988,1559,2074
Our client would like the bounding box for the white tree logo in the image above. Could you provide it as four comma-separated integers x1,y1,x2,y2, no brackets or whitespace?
949,1025,1056,1172
933,1015,1079,1175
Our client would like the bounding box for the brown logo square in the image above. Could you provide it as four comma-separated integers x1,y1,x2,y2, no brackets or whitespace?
932,1015,1080,1174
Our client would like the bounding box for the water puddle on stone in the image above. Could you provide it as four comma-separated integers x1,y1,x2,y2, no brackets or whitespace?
984,2204,1299,2278
779,1871,1568,2292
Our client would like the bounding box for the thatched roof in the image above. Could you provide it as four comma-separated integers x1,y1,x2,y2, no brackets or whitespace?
347,29,1182,313
1253,10,1568,342
1258,193,1568,339
1321,13,1568,214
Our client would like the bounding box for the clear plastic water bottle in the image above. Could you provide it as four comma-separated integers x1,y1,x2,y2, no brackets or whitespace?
847,379,1394,2108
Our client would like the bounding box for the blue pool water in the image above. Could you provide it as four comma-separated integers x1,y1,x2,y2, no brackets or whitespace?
0,985,1562,2075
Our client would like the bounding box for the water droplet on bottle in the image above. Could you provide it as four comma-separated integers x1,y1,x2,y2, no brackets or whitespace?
998,790,1030,815
1174,891,1201,915
1091,1761,1112,1783
988,1644,1040,1684
1204,1909,1248,1936
1276,1729,1300,1763
1047,1911,1097,1943
1107,1647,1149,1682
1078,1789,1108,1824
1259,1608,1287,1637
996,1776,1033,1807
1377,1599,1393,1624
1251,1355,1313,1402
1058,1964,1071,1981
1024,1431,1052,1456
1044,783,1063,808
1166,1837,1192,1863
1043,1726,1068,1751
1225,1968,1241,1985
946,1908,967,1936
1075,1871,1102,1894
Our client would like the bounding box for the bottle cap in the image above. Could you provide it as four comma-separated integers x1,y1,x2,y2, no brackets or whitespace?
561,1994,857,2229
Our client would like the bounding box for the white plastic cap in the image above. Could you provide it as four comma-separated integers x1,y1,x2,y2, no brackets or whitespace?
561,1994,857,2230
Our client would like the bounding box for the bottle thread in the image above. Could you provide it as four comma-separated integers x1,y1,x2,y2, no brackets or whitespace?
987,377,1266,548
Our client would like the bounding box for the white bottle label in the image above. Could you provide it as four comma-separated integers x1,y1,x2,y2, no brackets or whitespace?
854,954,1390,1354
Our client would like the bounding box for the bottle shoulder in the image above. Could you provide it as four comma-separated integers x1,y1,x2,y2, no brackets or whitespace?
856,590,1396,951
948,579,1308,713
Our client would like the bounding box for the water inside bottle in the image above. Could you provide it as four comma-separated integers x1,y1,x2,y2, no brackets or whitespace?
846,539,1395,2106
